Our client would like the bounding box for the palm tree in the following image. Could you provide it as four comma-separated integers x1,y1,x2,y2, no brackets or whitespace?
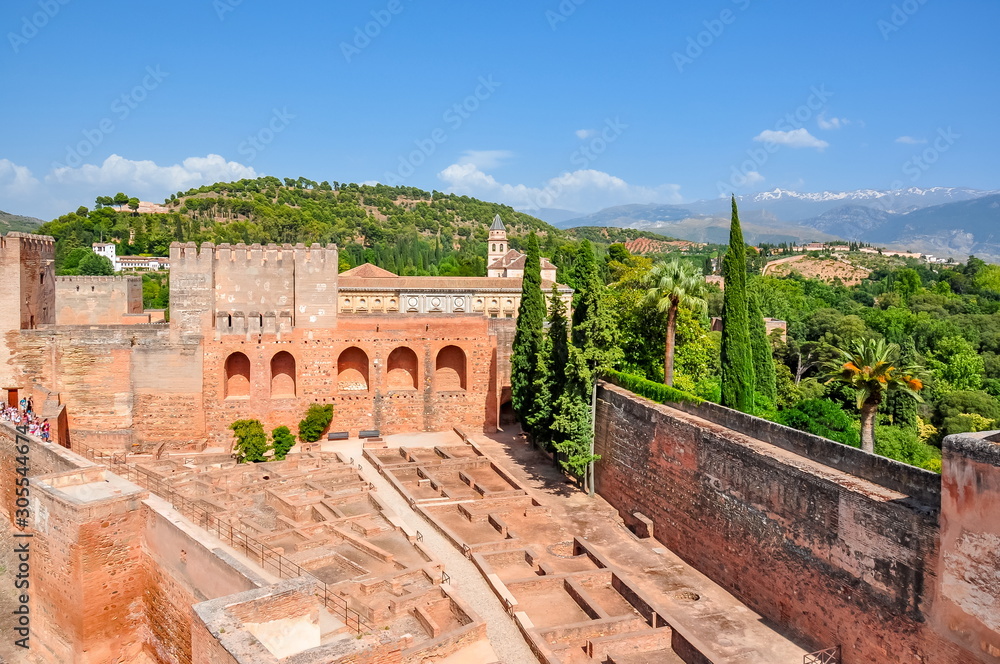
825,338,924,453
644,259,706,386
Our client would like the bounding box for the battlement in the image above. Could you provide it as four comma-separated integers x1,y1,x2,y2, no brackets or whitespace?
1,232,56,250
169,241,338,270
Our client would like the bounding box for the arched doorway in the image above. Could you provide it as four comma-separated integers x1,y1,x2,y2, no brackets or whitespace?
435,346,467,391
270,351,296,398
225,352,251,398
338,347,370,391
386,347,418,390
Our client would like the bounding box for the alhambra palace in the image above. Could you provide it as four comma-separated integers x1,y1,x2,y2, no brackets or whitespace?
1,218,999,664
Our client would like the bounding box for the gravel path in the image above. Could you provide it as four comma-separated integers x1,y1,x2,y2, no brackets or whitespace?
357,455,539,664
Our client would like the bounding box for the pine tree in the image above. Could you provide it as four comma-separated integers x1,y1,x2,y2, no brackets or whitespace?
511,233,546,424
747,278,777,411
571,241,621,373
720,196,755,412
551,346,598,482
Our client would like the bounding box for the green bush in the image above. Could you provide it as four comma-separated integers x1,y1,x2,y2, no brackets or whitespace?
272,426,296,460
604,369,702,405
874,425,942,472
230,419,269,463
298,404,334,442
776,399,860,447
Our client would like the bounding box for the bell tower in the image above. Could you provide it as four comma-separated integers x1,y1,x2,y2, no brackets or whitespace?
488,214,508,271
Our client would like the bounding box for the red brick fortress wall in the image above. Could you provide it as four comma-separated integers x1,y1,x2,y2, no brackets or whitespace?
593,382,981,664
203,316,498,446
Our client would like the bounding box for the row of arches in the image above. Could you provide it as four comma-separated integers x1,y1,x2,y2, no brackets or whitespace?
224,346,468,399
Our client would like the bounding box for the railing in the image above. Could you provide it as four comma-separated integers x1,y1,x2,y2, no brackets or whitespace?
68,439,371,636
441,571,451,585
804,646,841,664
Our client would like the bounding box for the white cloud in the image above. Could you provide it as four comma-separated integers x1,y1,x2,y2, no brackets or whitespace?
0,154,257,219
744,171,765,186
753,128,829,150
0,159,42,199
456,150,513,170
895,136,927,145
817,113,849,130
575,129,597,139
47,154,257,192
437,162,681,213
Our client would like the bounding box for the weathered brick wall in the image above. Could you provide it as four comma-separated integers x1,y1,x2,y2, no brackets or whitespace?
202,317,498,446
932,432,1000,662
0,233,55,389
55,275,144,325
594,383,978,663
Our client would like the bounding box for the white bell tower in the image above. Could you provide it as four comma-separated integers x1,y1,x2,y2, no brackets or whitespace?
488,214,508,270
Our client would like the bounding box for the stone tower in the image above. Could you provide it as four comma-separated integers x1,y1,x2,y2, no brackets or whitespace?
487,214,508,269
0,233,56,392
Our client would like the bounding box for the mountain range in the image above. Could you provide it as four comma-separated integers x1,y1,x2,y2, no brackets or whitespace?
551,187,1000,260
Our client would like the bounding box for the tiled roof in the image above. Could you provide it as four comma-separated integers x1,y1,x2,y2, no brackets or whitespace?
490,214,506,232
487,251,556,271
339,275,570,292
339,263,400,278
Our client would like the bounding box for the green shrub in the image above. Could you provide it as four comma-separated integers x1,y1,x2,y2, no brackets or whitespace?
604,369,702,406
298,404,334,442
230,419,269,463
776,399,860,447
874,425,942,472
272,426,296,460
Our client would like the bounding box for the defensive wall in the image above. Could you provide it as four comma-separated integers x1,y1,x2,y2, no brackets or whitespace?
54,275,144,325
1,235,503,452
594,381,1000,664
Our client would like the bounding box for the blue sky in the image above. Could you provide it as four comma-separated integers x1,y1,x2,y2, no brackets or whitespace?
1,0,997,219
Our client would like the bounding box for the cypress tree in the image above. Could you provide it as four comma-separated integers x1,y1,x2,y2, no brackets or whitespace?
572,241,621,372
511,233,546,425
720,196,755,412
748,278,777,412
884,338,918,430
552,346,598,483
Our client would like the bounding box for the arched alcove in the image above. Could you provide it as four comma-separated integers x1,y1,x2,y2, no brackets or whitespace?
225,352,251,398
386,347,418,390
435,345,467,391
270,351,296,398
338,347,370,391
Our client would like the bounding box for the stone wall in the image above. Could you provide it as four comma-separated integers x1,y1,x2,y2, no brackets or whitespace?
932,431,1000,662
55,275,144,325
203,316,498,446
593,383,986,663
0,233,55,390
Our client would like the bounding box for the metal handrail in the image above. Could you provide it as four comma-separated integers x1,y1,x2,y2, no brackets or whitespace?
804,646,841,664
67,439,372,635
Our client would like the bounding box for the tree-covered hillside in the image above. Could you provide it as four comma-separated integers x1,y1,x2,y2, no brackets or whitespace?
38,177,703,283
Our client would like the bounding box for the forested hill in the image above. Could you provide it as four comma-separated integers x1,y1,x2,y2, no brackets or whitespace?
39,177,614,279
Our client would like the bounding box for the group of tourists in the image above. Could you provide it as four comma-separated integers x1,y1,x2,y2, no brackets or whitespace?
2,397,51,442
